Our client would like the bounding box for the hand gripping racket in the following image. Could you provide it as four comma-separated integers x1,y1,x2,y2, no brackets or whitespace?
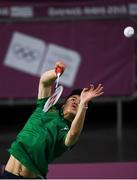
55,66,62,89
43,66,64,112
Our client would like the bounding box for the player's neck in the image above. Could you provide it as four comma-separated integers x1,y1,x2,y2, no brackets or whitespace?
63,112,74,122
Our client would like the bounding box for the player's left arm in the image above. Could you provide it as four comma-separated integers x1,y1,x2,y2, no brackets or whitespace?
65,84,104,147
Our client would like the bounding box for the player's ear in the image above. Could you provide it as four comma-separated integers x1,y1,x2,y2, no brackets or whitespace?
62,104,64,109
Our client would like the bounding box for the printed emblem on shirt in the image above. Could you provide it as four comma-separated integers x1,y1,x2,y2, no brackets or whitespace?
61,126,69,131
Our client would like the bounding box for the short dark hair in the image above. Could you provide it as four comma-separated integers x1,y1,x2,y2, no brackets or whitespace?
65,88,92,107
66,89,82,100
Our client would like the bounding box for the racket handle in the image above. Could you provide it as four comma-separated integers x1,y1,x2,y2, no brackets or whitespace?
55,66,63,76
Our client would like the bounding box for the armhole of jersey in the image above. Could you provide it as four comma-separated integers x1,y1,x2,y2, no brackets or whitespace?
36,97,50,106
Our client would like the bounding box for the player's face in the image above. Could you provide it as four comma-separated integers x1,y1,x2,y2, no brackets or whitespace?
63,95,80,121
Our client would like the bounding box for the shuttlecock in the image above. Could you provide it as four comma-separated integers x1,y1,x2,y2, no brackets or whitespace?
124,26,134,38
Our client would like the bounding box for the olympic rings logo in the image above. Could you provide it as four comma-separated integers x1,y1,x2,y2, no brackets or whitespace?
12,43,41,62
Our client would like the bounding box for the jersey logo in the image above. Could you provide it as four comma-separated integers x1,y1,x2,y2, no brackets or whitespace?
61,127,69,131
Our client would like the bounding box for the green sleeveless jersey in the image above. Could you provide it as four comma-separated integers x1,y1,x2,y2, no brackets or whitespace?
8,97,71,178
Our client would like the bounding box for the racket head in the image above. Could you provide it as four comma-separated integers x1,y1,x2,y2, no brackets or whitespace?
43,85,63,112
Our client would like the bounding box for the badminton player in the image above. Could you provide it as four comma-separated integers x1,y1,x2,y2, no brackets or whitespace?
0,61,104,179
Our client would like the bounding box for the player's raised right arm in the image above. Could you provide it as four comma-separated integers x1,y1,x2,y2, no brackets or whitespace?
38,61,66,99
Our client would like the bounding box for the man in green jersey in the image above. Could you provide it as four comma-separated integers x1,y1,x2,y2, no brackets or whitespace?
1,61,104,179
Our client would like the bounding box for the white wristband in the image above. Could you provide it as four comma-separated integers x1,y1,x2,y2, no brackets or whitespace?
78,104,88,109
